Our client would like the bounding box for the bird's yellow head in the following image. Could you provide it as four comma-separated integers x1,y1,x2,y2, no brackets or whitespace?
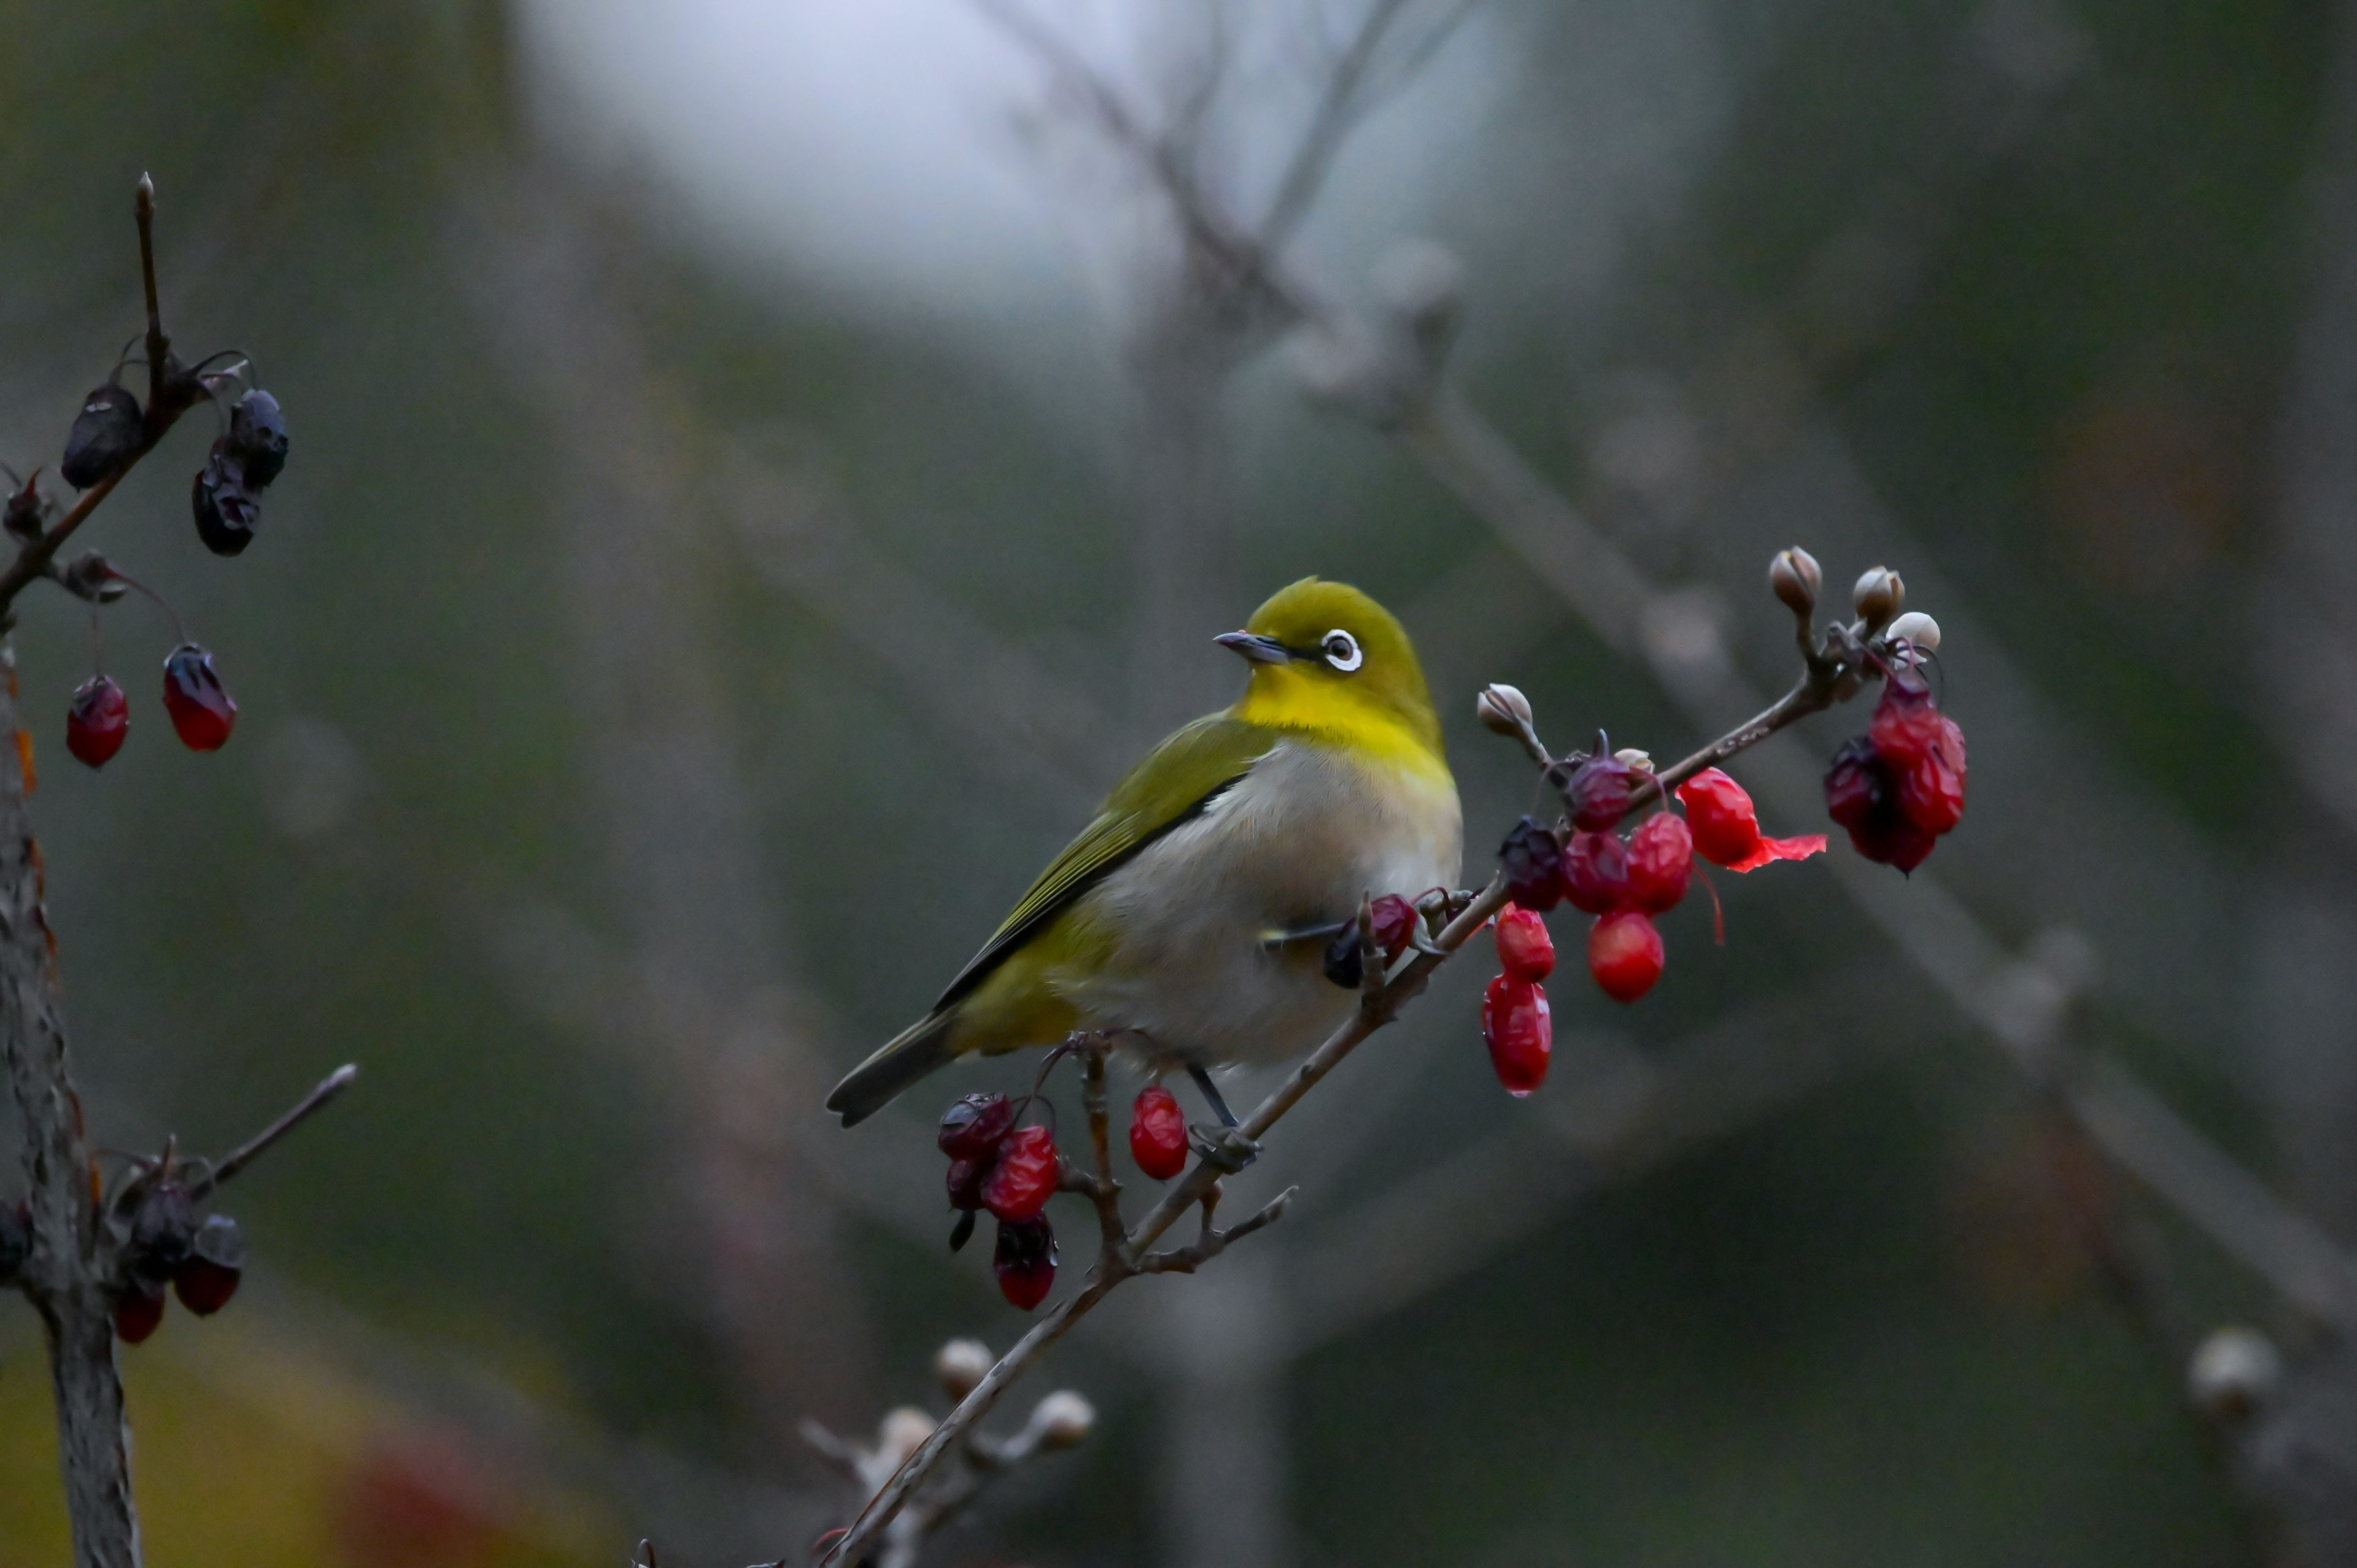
1218,578,1443,759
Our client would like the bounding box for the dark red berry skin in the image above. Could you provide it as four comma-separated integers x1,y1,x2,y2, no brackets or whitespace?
994,1216,1058,1310
66,675,128,768
1480,975,1551,1095
1868,676,1942,770
1129,1086,1188,1180
1562,830,1630,915
981,1126,1059,1222
1560,754,1640,832
174,1257,241,1316
1824,735,1940,871
1625,814,1693,913
1495,906,1555,981
192,444,260,557
1587,911,1665,1003
62,383,142,490
1498,816,1566,911
1367,894,1418,962
946,1157,990,1211
939,1093,1016,1159
114,1286,164,1345
161,644,235,751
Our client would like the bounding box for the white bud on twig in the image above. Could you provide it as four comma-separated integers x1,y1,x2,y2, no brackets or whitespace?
1851,566,1903,628
2188,1326,2281,1423
1476,683,1533,738
1029,1389,1096,1450
935,1338,993,1401
1613,747,1654,772
877,1407,937,1466
1884,611,1940,654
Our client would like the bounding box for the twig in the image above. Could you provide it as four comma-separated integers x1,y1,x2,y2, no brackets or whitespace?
187,1064,358,1202
1259,0,1417,249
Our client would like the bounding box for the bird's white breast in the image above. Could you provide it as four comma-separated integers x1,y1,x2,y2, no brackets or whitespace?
1053,738,1461,1067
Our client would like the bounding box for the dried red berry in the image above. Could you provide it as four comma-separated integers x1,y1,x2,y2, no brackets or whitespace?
981,1125,1059,1222
161,644,235,751
1368,894,1418,961
1824,735,1938,873
1129,1086,1188,1180
61,383,142,490
1868,674,1942,770
994,1216,1058,1310
1480,974,1551,1096
1498,817,1566,911
1494,905,1555,981
1562,829,1630,915
128,1181,196,1283
114,1283,164,1345
1587,911,1665,1003
1673,768,1825,873
1898,733,1965,836
173,1214,244,1316
1559,752,1640,832
939,1093,1016,1160
66,675,128,768
1625,813,1693,913
946,1157,990,1212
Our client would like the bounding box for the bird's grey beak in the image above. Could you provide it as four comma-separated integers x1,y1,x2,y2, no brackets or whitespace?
1216,631,1292,665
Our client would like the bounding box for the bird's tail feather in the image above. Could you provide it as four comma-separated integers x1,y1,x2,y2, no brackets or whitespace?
827,1010,959,1127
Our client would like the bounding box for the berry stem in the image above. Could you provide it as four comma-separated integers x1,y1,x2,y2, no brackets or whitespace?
103,570,187,646
134,175,168,413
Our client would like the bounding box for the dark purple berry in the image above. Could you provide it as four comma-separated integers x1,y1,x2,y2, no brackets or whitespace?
1498,816,1566,911
226,389,287,488
61,384,142,490
939,1093,1015,1160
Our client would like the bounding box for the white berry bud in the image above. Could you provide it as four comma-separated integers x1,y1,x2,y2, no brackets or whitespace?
1884,611,1941,653
1029,1389,1096,1450
1851,566,1903,628
1476,683,1533,738
1768,547,1821,616
1612,747,1654,771
935,1338,992,1400
2187,1326,2280,1423
877,1407,937,1465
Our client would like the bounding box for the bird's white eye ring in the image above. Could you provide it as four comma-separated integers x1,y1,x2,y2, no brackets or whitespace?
1322,630,1363,673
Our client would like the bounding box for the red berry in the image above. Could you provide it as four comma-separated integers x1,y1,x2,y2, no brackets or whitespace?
1562,829,1630,914
1868,674,1943,770
1824,735,1939,871
1497,816,1566,911
1129,1086,1188,1180
1480,974,1551,1096
1558,752,1641,832
994,1216,1058,1310
1367,894,1418,962
939,1093,1016,1159
66,675,128,768
981,1125,1059,1221
1625,814,1693,913
1587,911,1665,1003
1494,905,1555,981
161,644,235,751
172,1213,244,1316
114,1284,164,1345
1674,768,1763,867
946,1157,990,1211
1898,744,1965,836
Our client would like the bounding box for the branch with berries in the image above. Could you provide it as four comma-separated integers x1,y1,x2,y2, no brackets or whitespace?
787,548,1955,1568
0,176,349,1568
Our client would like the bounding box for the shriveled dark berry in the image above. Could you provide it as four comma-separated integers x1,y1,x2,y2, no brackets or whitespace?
939,1093,1016,1160
1498,816,1566,911
994,1215,1058,1310
1824,735,1936,872
173,1214,244,1316
226,389,288,488
1322,919,1364,989
1367,894,1418,961
946,1157,989,1212
1562,829,1629,915
61,384,142,490
1558,752,1641,832
4,472,44,542
66,675,129,769
162,644,236,751
192,442,261,556
127,1181,196,1283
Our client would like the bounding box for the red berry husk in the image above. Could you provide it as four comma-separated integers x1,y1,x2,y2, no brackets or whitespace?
1823,736,1938,871
1587,911,1665,1003
1367,894,1418,962
66,674,128,769
939,1092,1016,1159
1898,742,1965,836
1562,829,1630,915
161,644,235,751
1559,754,1640,832
1851,811,1937,873
981,1125,1059,1222
946,1156,990,1211
1674,768,1764,867
1497,816,1566,911
994,1216,1058,1310
1129,1085,1188,1180
114,1284,165,1345
1867,674,1943,770
1480,974,1552,1096
1625,813,1693,913
1494,905,1555,981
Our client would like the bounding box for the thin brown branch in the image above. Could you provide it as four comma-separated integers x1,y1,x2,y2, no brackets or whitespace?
187,1063,358,1202
1260,0,1417,249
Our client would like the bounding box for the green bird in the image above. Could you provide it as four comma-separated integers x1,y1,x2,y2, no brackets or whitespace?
826,577,1461,1128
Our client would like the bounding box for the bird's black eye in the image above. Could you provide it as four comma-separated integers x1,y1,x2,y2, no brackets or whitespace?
1322,629,1363,673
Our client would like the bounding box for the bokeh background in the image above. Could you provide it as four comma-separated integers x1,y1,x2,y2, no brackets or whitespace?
2,1,2353,1563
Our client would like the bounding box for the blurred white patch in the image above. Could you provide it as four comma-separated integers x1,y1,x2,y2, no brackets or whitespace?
261,717,367,841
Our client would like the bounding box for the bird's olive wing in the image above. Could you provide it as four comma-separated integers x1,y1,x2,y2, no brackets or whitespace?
932,716,1277,1010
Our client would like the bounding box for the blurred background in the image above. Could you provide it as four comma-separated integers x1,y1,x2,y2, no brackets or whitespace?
2,0,2352,1563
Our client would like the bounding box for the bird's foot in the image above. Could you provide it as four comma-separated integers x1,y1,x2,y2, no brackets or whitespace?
1188,1122,1260,1173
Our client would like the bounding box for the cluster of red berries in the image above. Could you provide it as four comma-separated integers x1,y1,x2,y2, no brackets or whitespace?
105,1179,247,1345
63,639,236,767
1480,906,1555,1093
939,1094,1062,1307
1824,671,1966,873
